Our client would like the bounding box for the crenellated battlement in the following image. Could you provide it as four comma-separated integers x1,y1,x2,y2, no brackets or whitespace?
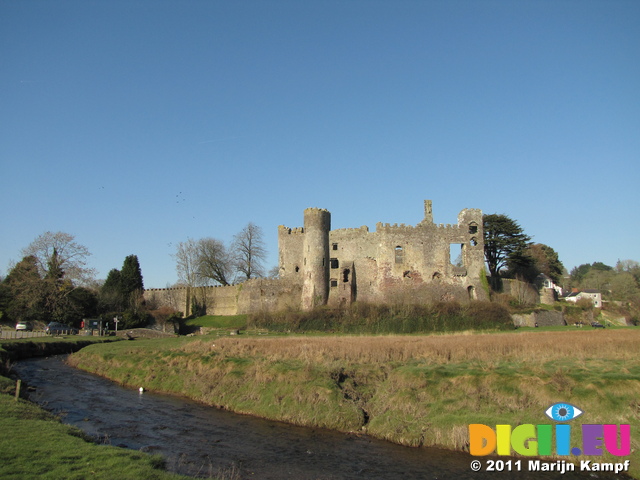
148,199,488,317
304,207,330,214
278,225,304,235
332,225,370,234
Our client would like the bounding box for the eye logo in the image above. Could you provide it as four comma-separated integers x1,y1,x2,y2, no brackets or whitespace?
545,403,583,422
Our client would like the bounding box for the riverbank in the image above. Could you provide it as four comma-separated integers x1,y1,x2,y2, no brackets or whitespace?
0,336,120,364
0,393,192,480
69,328,640,479
0,337,192,480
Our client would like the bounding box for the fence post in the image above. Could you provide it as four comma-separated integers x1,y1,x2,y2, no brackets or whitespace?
15,380,21,401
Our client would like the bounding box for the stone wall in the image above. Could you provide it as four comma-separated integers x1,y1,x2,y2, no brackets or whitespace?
512,310,566,327
146,200,497,316
144,278,302,318
500,279,541,305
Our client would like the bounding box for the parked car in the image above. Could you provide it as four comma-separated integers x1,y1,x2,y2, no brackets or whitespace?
45,322,78,335
15,321,33,331
591,321,605,328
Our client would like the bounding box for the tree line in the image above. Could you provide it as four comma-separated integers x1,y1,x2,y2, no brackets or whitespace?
173,222,267,288
483,214,640,308
1,217,638,328
0,223,268,329
0,231,155,330
172,222,268,315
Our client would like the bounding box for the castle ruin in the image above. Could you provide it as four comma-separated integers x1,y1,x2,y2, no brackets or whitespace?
144,200,488,316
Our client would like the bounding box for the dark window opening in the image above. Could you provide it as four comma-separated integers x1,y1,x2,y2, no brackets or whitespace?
470,237,478,246
332,243,338,251
468,285,477,299
469,223,478,234
330,258,339,269
330,279,338,287
343,269,350,282
295,266,299,273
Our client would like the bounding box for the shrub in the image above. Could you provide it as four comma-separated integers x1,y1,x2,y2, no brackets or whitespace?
248,300,514,334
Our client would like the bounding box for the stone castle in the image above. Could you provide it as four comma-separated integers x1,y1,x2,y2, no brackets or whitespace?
144,200,489,316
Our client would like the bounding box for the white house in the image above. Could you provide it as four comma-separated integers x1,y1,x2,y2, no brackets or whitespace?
564,289,602,308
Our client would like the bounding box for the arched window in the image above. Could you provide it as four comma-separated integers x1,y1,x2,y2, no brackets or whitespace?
395,246,404,264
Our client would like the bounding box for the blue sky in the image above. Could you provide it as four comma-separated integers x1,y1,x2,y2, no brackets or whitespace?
1,0,638,288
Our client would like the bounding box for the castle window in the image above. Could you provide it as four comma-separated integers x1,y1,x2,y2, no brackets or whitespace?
331,279,338,287
450,243,464,267
330,258,339,269
332,243,338,251
343,269,350,282
295,266,300,273
395,246,404,264
469,223,478,234
470,237,478,247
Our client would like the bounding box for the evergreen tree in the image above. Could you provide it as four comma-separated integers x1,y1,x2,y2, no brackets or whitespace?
120,255,144,297
507,243,565,284
45,248,64,281
119,255,147,327
4,256,46,322
99,268,123,312
483,214,531,283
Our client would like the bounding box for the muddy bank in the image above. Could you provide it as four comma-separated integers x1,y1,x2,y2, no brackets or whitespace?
0,338,119,364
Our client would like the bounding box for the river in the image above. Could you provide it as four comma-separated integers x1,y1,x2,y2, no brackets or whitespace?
13,356,630,480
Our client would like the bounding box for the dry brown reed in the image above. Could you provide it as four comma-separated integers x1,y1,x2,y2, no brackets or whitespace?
181,329,640,366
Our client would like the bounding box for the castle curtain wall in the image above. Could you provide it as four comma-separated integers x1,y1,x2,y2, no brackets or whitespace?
144,200,489,317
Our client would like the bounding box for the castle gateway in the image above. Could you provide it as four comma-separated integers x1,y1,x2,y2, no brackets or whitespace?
145,200,488,316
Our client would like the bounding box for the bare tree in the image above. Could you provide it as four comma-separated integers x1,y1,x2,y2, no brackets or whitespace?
21,231,95,285
232,222,266,281
197,238,232,286
174,239,202,288
164,282,183,311
173,239,209,316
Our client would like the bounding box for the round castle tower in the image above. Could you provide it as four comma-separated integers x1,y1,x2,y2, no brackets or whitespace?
301,208,331,310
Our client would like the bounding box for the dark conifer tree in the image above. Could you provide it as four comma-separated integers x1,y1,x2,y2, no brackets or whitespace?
120,255,144,297
100,268,123,312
